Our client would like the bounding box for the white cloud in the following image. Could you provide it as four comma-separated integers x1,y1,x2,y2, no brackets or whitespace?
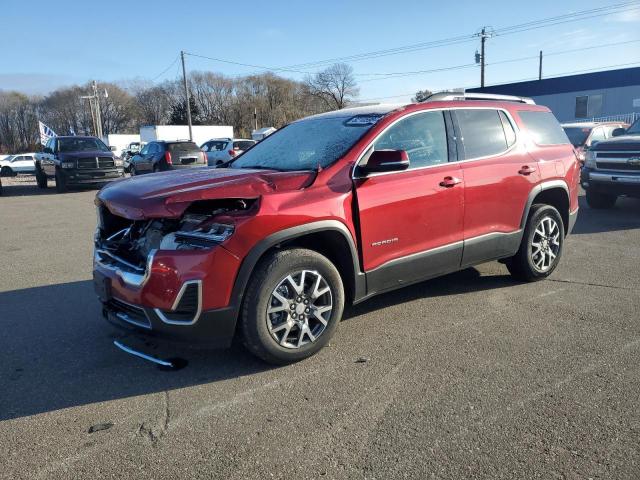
608,8,640,23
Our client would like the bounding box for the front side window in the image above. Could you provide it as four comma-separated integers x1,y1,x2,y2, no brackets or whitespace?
518,111,570,146
370,111,448,169
626,119,640,135
456,109,508,159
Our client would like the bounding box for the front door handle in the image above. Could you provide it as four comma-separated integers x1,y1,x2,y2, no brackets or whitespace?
518,165,536,175
439,176,462,188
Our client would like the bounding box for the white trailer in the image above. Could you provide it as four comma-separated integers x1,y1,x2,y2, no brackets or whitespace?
107,134,141,155
140,125,234,147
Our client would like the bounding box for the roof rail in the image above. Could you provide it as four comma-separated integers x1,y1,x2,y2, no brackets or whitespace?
422,91,536,105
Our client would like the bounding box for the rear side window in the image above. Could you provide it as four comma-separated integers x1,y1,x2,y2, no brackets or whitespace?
372,111,448,169
233,141,255,151
518,111,569,145
455,109,508,159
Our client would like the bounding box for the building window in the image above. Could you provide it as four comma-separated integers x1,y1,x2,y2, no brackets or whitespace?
575,94,604,119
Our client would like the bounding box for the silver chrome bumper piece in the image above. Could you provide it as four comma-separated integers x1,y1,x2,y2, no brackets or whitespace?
94,248,156,287
588,172,640,184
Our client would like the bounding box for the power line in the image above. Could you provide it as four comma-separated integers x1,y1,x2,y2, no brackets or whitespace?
273,1,640,70
357,60,640,103
355,38,640,82
151,55,180,82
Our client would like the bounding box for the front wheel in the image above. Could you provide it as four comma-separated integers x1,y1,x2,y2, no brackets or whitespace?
241,249,345,364
506,204,564,282
585,189,617,209
1,166,13,177
36,169,48,189
55,170,68,193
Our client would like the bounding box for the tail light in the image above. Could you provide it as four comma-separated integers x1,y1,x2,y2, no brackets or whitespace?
165,151,172,165
228,150,237,157
201,151,207,163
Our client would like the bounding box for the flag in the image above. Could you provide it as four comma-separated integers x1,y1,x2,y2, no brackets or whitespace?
39,121,57,146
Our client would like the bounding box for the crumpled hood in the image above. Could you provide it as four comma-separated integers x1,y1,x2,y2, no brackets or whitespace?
97,167,315,219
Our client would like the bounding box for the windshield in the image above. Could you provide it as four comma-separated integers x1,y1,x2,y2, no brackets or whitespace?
562,127,591,147
58,137,110,153
231,116,377,171
627,119,640,135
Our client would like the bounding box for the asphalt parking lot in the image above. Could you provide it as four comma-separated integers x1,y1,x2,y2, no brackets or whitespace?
1,175,640,480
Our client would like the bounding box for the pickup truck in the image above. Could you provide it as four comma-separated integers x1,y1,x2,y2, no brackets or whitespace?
35,136,124,193
581,118,640,208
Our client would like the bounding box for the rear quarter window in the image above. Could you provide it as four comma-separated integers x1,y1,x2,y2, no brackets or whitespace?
518,111,569,146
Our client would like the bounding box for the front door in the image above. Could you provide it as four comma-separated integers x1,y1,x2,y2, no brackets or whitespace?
354,110,465,295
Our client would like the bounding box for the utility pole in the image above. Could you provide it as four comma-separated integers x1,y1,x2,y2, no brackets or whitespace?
254,107,258,132
538,50,543,80
181,50,193,141
92,81,103,140
475,27,494,88
80,81,107,139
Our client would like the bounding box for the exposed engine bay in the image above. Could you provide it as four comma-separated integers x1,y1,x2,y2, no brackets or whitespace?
96,199,254,268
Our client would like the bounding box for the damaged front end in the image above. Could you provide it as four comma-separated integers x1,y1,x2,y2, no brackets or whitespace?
94,198,256,281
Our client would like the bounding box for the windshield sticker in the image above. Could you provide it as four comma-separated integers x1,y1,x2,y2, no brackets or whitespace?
344,114,384,126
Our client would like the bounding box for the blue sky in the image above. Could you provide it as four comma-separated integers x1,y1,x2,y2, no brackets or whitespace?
1,0,639,102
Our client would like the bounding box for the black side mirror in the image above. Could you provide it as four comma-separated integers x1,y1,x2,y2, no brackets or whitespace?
359,150,410,175
611,127,627,137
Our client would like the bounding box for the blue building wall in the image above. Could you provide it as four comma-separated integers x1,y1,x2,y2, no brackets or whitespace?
468,67,640,123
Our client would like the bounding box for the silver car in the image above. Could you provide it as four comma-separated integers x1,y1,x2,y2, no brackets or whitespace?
201,138,256,167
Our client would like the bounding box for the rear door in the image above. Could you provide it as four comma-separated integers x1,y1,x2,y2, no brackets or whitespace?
354,110,465,294
452,108,539,266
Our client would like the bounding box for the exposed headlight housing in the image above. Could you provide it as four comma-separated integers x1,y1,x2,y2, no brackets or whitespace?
61,161,75,169
160,223,234,250
584,150,597,168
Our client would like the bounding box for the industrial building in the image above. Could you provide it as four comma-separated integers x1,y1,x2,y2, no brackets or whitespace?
468,66,640,124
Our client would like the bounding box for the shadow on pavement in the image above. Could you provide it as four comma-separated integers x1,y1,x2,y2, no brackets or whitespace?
0,280,270,421
572,194,640,235
0,175,103,197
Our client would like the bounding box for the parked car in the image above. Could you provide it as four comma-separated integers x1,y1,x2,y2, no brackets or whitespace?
581,118,640,208
129,140,207,175
0,153,36,176
94,93,579,364
35,136,124,193
562,121,628,164
201,138,256,166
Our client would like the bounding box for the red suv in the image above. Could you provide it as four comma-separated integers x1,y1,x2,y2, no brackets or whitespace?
94,92,579,364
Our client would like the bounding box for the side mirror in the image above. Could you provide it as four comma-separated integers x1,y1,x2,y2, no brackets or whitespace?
359,150,410,175
611,127,627,137
109,145,117,151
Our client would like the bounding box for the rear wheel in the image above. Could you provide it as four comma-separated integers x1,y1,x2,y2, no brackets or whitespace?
1,166,13,177
506,204,564,282
36,169,48,189
585,189,617,209
55,170,67,193
241,248,344,364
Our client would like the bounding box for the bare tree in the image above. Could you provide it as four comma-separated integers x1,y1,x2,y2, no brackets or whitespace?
412,89,433,103
305,63,359,110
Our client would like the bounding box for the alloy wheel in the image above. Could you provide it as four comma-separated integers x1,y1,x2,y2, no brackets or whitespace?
530,216,560,272
266,270,333,349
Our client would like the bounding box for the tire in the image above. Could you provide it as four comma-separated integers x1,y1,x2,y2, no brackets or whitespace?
153,164,160,173
241,248,345,365
506,204,564,282
36,169,48,189
585,189,617,209
1,166,13,177
55,170,68,193
130,165,137,176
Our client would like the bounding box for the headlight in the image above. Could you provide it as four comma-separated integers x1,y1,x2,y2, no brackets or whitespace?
114,158,124,167
61,161,75,169
160,223,235,250
584,150,597,168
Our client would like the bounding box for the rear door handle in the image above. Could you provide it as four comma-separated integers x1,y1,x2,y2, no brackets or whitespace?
518,165,536,175
439,176,462,188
